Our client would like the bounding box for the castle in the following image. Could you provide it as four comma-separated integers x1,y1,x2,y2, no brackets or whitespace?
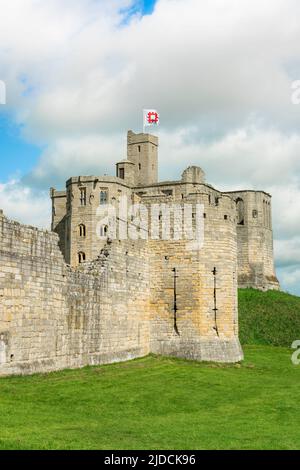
0,130,279,376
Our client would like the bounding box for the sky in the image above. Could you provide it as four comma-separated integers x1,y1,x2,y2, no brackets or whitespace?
1,0,300,295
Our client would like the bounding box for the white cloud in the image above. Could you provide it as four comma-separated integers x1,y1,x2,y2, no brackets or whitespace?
277,266,300,295
275,238,300,268
1,0,300,294
1,0,300,142
22,133,125,188
0,180,50,229
157,127,300,188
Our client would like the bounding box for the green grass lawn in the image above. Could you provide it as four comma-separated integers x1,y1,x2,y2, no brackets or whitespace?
0,345,299,450
1,288,300,450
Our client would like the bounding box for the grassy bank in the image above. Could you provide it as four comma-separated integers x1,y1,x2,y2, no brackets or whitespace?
0,288,299,450
0,345,299,450
239,288,300,346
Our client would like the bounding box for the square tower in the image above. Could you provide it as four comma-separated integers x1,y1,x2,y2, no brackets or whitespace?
127,130,158,186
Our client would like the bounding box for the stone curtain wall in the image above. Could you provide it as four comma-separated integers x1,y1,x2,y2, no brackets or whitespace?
0,212,150,376
0,202,243,377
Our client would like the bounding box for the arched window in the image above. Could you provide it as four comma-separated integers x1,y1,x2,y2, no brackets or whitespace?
263,200,270,228
80,188,86,206
236,198,245,225
79,224,86,237
265,201,271,228
100,225,108,237
78,252,86,264
100,190,108,205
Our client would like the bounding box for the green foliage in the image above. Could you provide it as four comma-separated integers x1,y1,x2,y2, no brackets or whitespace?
239,289,300,347
0,346,299,450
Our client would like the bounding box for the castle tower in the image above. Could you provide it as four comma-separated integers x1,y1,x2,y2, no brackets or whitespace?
224,190,280,291
127,130,158,186
143,190,243,363
116,159,135,186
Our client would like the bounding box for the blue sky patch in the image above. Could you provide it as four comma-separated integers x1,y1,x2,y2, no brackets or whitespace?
0,115,41,181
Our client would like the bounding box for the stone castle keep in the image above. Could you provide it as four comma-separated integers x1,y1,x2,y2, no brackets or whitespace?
0,130,279,376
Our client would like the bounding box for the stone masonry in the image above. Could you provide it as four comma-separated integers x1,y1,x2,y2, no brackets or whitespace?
0,130,279,375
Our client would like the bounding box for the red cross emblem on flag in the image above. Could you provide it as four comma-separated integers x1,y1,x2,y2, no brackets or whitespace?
143,109,160,128
147,111,159,124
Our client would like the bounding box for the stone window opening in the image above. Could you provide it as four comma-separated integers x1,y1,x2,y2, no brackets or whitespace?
252,209,258,219
138,163,141,171
100,225,109,237
80,188,86,206
162,189,173,196
236,198,245,225
79,224,86,237
224,215,228,220
78,252,86,264
138,145,141,152
119,168,124,179
263,200,269,227
100,190,108,205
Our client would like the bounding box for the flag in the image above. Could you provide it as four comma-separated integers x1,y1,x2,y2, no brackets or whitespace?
143,109,160,127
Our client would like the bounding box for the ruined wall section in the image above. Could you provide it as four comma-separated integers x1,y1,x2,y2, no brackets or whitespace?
0,212,150,376
50,188,67,258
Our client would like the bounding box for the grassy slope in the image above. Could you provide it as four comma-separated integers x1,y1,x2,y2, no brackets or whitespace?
0,346,299,450
239,289,300,347
0,288,299,450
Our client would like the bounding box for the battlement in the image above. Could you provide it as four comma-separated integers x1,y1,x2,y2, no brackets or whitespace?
127,129,158,146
